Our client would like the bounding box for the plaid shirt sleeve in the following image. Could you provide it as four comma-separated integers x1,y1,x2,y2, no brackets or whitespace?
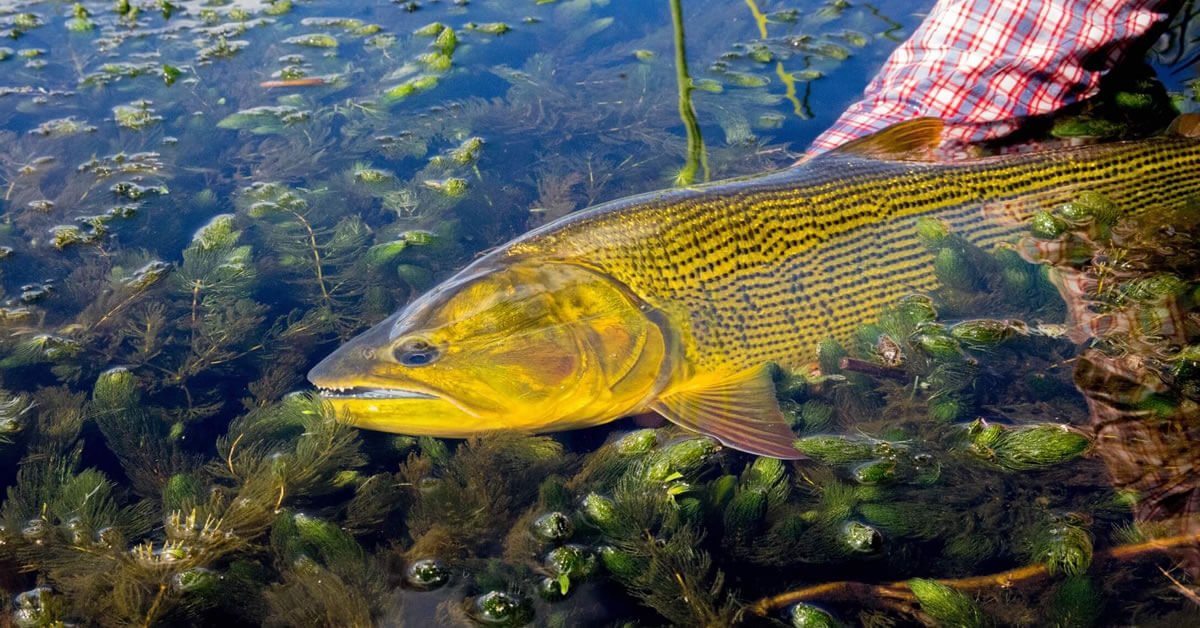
808,0,1176,154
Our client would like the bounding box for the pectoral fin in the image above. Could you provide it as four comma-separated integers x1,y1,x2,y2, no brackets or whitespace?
650,365,803,459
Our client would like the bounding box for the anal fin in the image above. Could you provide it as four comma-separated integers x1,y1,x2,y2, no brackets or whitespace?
650,365,803,460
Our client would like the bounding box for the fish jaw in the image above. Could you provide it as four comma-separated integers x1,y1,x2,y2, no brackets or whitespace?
313,385,619,437
305,317,489,436
316,387,496,437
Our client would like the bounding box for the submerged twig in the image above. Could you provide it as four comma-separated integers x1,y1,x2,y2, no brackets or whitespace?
142,583,168,628
1159,566,1200,606
89,284,153,331
839,357,909,382
227,432,245,478
748,531,1200,616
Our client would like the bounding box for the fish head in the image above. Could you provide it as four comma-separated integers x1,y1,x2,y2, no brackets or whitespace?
307,259,671,436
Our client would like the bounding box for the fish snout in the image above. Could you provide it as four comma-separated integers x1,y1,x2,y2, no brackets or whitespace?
307,316,398,389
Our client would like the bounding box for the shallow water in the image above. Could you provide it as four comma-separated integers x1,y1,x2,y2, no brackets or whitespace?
2,0,1200,626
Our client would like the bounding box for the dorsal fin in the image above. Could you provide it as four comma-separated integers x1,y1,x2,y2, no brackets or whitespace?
830,117,944,161
1168,113,1200,138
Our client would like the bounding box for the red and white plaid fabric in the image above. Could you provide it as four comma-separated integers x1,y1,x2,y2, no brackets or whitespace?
809,0,1176,153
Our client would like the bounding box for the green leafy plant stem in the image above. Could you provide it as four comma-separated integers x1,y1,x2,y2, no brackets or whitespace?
669,0,708,185
289,210,332,307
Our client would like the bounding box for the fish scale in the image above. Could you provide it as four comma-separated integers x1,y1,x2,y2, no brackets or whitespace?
505,133,1200,374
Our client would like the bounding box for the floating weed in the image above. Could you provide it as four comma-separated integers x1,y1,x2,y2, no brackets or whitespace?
414,22,446,37
197,37,249,62
265,0,293,16
350,161,391,184
300,17,382,36
791,69,823,81
448,136,484,165
77,152,164,178
111,181,168,201
65,3,94,32
466,21,512,36
721,70,770,88
434,26,458,55
217,105,310,134
12,13,43,30
50,224,96,249
691,77,724,93
382,74,439,102
284,33,339,48
423,176,468,197
30,116,97,137
113,100,163,130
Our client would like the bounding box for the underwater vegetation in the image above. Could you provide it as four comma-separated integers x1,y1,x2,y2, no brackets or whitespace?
1,0,1200,626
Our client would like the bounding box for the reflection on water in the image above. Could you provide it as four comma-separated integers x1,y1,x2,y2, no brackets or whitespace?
1,0,1200,625
1059,204,1200,569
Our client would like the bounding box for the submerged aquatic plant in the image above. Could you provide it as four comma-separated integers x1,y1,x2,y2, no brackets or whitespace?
966,420,1092,471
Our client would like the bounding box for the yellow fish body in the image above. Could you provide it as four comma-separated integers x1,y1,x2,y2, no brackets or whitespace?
308,118,1200,458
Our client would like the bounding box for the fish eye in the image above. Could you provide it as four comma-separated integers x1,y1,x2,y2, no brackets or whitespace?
395,337,439,367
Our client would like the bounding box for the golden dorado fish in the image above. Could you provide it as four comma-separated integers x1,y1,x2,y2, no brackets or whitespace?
308,117,1200,459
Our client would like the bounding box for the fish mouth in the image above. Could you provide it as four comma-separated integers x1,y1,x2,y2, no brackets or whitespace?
315,386,438,400
314,383,490,436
